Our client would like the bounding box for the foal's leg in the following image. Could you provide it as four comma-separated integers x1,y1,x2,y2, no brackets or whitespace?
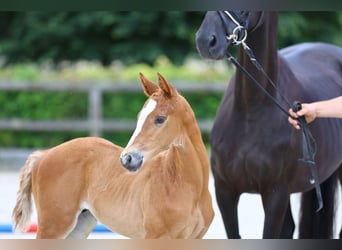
261,187,290,238
66,209,97,239
214,179,241,239
35,191,84,238
36,208,80,239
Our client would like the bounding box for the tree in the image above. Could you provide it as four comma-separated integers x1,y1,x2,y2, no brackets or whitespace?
0,11,204,65
0,12,342,65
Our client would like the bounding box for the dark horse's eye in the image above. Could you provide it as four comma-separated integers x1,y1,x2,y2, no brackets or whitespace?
154,116,166,125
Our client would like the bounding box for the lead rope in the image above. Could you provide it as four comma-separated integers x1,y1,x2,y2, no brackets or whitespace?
226,45,323,212
292,101,322,212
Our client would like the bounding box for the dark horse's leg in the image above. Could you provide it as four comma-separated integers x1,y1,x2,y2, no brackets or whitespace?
211,150,241,239
279,203,295,238
299,169,340,238
339,167,342,239
261,186,291,238
214,178,241,239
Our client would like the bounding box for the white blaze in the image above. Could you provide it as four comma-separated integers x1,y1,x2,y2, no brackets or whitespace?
125,99,157,149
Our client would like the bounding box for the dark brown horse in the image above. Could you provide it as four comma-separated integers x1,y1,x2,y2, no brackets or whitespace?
196,11,342,238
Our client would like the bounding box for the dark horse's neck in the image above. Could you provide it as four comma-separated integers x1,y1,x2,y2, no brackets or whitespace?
235,12,279,110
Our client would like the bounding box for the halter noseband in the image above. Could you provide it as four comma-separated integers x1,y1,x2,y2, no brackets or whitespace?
217,11,251,46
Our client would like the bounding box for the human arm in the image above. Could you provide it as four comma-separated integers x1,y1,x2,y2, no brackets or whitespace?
288,96,342,130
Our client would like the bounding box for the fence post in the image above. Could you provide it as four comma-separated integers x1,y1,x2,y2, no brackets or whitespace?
88,87,102,137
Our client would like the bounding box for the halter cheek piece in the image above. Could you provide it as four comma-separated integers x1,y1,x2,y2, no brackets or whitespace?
217,11,250,45
217,11,323,212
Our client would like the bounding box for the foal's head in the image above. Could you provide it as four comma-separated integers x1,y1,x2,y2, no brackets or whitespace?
120,72,193,172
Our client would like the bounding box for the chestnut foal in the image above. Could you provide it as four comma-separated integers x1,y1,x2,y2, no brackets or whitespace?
12,73,214,239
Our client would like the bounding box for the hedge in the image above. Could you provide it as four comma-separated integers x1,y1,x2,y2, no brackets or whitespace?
0,89,223,148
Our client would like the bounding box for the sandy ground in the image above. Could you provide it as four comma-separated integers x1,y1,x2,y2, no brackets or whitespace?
1,170,341,239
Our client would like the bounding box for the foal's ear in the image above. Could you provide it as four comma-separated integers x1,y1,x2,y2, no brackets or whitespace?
139,72,159,96
157,72,175,97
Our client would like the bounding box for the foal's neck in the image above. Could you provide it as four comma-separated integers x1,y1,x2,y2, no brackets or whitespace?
235,12,279,110
180,117,209,181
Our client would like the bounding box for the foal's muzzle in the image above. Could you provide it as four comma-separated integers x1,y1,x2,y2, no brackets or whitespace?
120,151,144,172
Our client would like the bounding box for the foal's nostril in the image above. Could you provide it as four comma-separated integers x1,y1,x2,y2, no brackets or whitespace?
209,35,216,47
126,154,132,163
120,153,131,166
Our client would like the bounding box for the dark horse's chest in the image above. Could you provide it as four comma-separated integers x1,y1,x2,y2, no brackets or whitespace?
210,103,292,191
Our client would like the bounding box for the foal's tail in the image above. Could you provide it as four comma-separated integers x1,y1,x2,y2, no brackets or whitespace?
298,168,340,238
12,150,44,232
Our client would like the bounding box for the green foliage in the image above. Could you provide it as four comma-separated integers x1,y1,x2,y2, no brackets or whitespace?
0,84,223,148
0,131,88,148
0,11,205,66
103,93,146,119
182,93,222,119
0,57,233,83
103,131,137,148
1,12,342,67
0,91,87,119
278,11,342,48
0,75,222,148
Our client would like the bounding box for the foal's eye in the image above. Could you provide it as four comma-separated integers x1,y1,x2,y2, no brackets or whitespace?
154,116,166,125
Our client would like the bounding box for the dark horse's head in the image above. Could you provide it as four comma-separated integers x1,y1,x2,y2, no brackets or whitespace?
196,11,263,60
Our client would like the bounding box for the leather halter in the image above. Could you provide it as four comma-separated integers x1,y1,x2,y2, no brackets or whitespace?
217,11,264,45
217,11,250,45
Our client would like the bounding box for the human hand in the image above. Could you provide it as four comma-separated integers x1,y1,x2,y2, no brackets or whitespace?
288,103,317,130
